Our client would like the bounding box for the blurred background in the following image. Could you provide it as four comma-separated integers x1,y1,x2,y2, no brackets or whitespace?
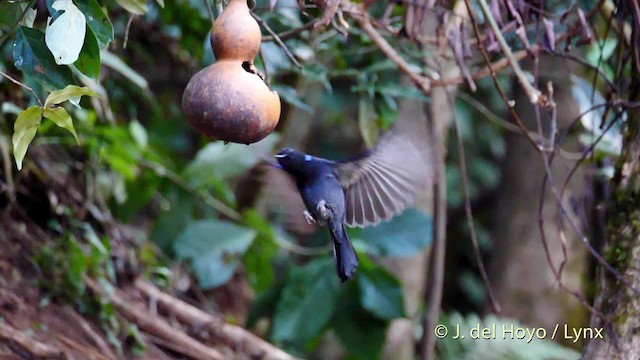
0,0,633,359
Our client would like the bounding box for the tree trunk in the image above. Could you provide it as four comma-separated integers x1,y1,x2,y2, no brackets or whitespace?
583,115,640,359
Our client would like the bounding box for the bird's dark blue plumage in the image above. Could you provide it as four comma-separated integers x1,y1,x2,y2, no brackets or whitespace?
274,120,432,282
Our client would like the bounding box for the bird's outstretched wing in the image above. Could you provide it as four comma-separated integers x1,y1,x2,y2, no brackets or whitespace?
335,120,433,227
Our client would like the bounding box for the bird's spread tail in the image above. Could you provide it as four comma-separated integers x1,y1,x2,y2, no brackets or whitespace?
330,224,359,282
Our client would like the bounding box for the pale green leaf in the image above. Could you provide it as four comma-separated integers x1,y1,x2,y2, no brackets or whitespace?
45,0,87,65
12,106,43,170
100,50,149,90
129,120,148,149
358,95,378,147
23,7,37,27
43,106,79,143
184,133,280,185
174,220,256,289
114,0,148,15
358,208,432,257
45,85,98,106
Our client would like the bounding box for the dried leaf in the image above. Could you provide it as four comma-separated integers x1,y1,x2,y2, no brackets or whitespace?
314,0,340,28
515,25,531,51
461,21,472,58
485,31,499,53
576,8,592,46
490,0,502,27
448,26,476,92
542,17,555,51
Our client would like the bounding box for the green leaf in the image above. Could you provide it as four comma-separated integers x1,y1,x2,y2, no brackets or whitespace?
100,50,149,90
271,85,312,113
357,261,405,320
149,190,195,253
129,120,148,149
246,284,283,329
74,26,101,79
12,106,43,170
332,285,387,360
184,134,280,185
45,85,98,106
242,210,278,292
75,0,114,48
13,26,76,91
0,3,24,29
358,208,432,257
272,259,339,344
114,0,148,15
66,236,89,296
358,95,378,147
43,106,78,143
174,220,257,289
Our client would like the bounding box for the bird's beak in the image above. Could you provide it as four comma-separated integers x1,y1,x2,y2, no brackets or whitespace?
274,154,286,158
260,155,283,169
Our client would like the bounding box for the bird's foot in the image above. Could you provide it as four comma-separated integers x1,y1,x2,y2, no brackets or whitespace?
317,200,331,220
303,211,316,225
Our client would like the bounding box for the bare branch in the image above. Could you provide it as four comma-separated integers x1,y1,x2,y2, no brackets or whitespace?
135,280,295,360
0,70,44,107
0,322,62,358
343,0,432,94
252,13,303,69
85,277,226,360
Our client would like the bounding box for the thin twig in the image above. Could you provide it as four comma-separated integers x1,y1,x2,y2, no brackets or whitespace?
251,13,303,69
274,235,329,256
140,160,241,221
0,0,36,48
261,20,319,42
536,97,639,295
463,0,542,154
205,0,215,27
0,70,43,107
257,48,270,84
551,50,617,91
456,92,583,160
448,90,501,313
343,1,431,94
123,15,135,50
475,0,542,104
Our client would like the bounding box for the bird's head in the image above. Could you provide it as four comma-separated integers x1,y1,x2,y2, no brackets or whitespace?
274,147,309,175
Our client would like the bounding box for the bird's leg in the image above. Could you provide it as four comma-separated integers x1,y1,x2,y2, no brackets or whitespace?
303,210,316,224
317,200,331,221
